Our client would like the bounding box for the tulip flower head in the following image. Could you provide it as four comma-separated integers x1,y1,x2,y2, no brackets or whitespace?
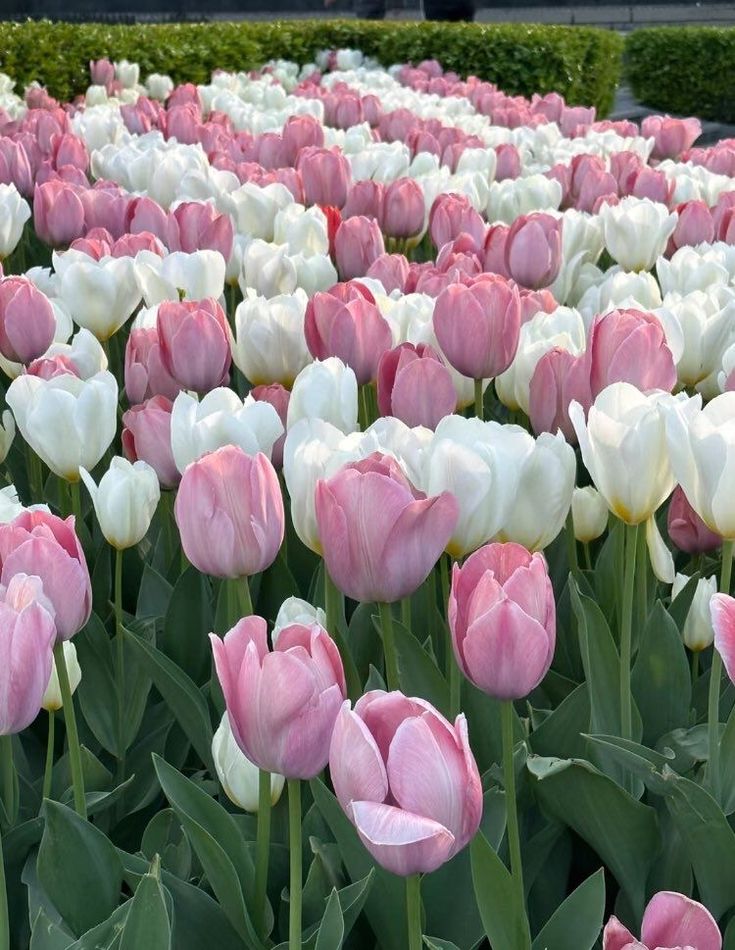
603,890,720,950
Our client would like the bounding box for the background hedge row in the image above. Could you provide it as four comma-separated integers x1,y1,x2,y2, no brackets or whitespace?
626,26,735,124
0,19,624,114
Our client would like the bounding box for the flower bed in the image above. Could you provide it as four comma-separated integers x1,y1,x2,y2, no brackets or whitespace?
0,45,731,950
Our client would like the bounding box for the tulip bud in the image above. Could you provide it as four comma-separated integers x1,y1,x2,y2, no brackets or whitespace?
672,573,717,652
297,147,351,209
175,446,284,578
0,183,31,259
381,178,425,240
287,358,358,434
599,197,678,272
588,309,676,398
80,457,160,550
0,278,56,365
449,542,556,700
335,216,385,282
58,255,142,341
528,347,592,444
571,486,608,543
212,714,285,812
429,193,485,251
33,181,86,248
157,298,231,394
504,213,562,290
272,597,326,643
42,641,82,712
641,115,702,160
232,290,310,387
667,485,721,554
377,343,456,430
122,396,180,490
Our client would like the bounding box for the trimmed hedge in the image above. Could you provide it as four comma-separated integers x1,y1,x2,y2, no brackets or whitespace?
626,27,735,123
0,19,623,115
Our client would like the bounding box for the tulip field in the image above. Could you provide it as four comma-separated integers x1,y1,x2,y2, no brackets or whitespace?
1,42,735,950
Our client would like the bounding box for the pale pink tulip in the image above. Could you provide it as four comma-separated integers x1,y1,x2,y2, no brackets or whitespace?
588,309,676,397
377,343,457,429
642,115,702,161
122,395,180,489
668,486,721,554
0,277,55,364
157,298,231,394
603,890,720,950
504,213,562,290
334,215,385,281
125,327,183,405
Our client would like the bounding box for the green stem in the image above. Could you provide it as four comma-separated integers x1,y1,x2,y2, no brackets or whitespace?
379,602,399,691
288,779,302,950
324,569,343,640
691,650,700,685
619,523,638,741
160,492,176,570
254,769,272,942
69,480,83,528
708,538,734,800
43,712,55,801
359,385,371,431
0,824,8,950
54,641,86,819
0,738,13,828
583,542,593,572
502,701,525,919
25,442,42,503
474,379,484,420
235,577,253,619
114,547,126,786
406,874,422,950
636,522,648,633
565,508,579,579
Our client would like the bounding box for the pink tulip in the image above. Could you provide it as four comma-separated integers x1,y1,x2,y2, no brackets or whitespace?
575,166,618,214
712,594,735,687
669,200,715,253
381,178,425,239
667,486,721,554
175,446,284,578
528,347,592,444
0,139,34,197
315,452,458,603
305,284,392,384
33,180,85,247
250,383,289,468
0,510,91,641
712,192,735,243
610,151,645,195
0,574,56,735
334,95,364,130
630,167,674,206
483,224,510,277
504,213,562,290
559,105,596,137
495,143,521,181
342,180,385,221
366,253,410,293
335,215,386,281
157,298,231,394
641,115,702,161
112,231,166,258
604,890,721,950
166,105,201,145
0,277,56,364
125,327,183,405
168,201,234,259
519,287,557,324
122,395,180,489
127,196,170,245
329,690,482,875
433,277,521,380
588,309,676,397
27,354,80,380
448,542,556,700
282,115,325,165
297,146,351,209
377,343,457,429
89,58,115,87
79,186,130,239
211,616,345,778
429,194,486,251
69,233,112,259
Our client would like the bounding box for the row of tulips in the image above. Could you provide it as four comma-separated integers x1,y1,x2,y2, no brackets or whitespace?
0,45,732,950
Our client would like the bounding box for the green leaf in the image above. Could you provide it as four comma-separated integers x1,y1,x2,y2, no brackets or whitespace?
720,701,735,814
68,901,130,949
582,734,676,796
29,908,72,950
161,566,213,685
126,628,213,772
529,685,591,761
120,857,172,950
631,601,691,746
37,800,123,937
423,939,461,950
665,772,735,918
531,868,605,950
152,756,258,947
377,615,449,716
136,562,173,619
74,614,119,756
471,831,531,950
314,889,344,950
310,778,406,950
527,756,658,918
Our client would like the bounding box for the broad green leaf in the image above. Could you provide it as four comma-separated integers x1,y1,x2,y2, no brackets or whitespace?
314,889,344,950
720,701,735,814
137,563,173,619
29,909,72,950
529,685,591,761
631,601,691,746
37,801,123,937
120,858,171,950
666,773,735,918
375,615,449,716
423,939,461,950
310,778,406,950
74,615,118,755
68,901,130,949
531,868,605,950
471,831,531,950
583,735,675,795
161,566,213,685
126,630,213,772
527,756,658,917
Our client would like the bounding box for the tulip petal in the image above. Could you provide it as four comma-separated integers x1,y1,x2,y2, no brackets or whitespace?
641,891,722,950
350,799,455,876
602,916,638,950
330,702,389,812
646,514,675,583
711,593,735,685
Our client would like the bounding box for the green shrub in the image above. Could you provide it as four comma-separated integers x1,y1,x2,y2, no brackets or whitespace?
0,18,623,115
626,27,735,123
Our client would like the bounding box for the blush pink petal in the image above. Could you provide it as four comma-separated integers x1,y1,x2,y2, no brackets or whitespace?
350,799,456,876
330,702,390,811
641,891,721,950
711,593,735,684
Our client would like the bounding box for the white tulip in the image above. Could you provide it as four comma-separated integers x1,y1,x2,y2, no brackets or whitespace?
671,573,717,652
420,415,531,558
272,597,326,643
273,204,329,257
496,431,576,551
287,358,358,434
0,485,24,524
657,292,735,389
232,290,311,387
43,328,109,380
42,642,82,712
576,267,663,323
7,371,118,480
665,391,735,538
486,174,562,224
599,197,677,272
171,388,283,473
571,486,608,543
212,714,285,813
239,240,297,299
0,183,30,259
570,383,681,525
145,73,174,100
59,256,141,340
291,252,338,297
0,410,14,465
114,60,140,89
657,246,730,297
80,457,160,550
225,182,293,242
135,250,226,306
